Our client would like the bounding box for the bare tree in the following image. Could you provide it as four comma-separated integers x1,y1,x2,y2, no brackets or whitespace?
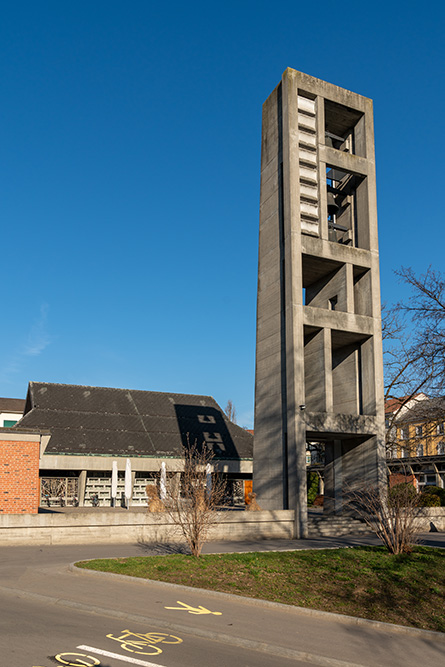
163,440,226,557
396,266,445,396
397,266,445,323
345,483,420,554
383,267,445,455
224,399,237,424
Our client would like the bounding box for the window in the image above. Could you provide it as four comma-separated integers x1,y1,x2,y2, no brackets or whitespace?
437,423,444,435
3,420,17,428
329,296,338,311
401,447,407,458
400,428,408,440
416,443,424,457
438,442,445,455
415,425,423,437
324,99,365,157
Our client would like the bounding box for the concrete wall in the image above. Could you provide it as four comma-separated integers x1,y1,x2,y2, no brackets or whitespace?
41,454,253,474
0,510,295,546
413,508,445,532
254,81,287,512
0,508,442,546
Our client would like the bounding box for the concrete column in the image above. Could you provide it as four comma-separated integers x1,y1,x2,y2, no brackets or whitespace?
318,471,324,494
130,471,136,506
282,69,307,539
323,442,335,514
253,81,287,510
345,263,354,313
333,439,343,512
78,470,87,507
432,462,442,488
170,472,181,499
323,440,343,513
291,418,308,538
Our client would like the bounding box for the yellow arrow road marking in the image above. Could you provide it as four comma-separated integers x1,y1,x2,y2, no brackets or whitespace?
164,600,222,615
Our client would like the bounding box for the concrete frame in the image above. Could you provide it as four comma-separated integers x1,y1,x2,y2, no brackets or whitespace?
254,69,386,538
39,454,252,507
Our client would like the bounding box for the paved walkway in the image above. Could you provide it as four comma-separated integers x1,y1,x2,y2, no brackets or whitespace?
200,532,445,553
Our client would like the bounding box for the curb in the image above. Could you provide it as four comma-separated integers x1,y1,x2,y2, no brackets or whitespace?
70,561,445,643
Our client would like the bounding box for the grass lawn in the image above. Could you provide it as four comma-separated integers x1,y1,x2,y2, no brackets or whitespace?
76,546,445,633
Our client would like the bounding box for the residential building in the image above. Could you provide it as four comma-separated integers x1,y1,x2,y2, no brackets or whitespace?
385,395,445,490
0,397,25,428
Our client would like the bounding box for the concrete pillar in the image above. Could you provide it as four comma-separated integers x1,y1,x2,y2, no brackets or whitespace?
323,442,335,514
170,472,181,499
333,440,343,512
130,471,136,506
78,470,87,507
323,440,343,514
432,462,443,488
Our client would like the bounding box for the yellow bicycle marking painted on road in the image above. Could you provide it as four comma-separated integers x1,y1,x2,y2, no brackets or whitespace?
141,632,182,645
55,653,101,666
106,629,183,655
164,600,222,615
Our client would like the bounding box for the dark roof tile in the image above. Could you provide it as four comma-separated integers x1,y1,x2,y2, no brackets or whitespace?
0,397,25,413
16,382,252,460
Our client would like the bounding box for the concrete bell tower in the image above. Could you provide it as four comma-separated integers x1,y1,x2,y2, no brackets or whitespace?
253,69,386,538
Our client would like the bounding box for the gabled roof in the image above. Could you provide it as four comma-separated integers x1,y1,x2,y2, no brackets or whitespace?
398,396,445,423
16,382,253,460
385,394,445,423
0,397,25,413
385,394,428,417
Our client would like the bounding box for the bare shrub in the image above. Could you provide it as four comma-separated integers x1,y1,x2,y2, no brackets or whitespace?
345,483,421,555
245,491,262,511
145,485,165,512
163,441,226,556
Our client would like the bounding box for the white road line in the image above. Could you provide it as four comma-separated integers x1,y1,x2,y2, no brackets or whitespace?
76,645,166,667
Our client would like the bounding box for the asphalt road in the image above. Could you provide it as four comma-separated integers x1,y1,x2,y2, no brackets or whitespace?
0,536,444,667
3,592,307,667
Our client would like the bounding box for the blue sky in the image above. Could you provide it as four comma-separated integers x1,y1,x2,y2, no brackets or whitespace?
1,1,444,426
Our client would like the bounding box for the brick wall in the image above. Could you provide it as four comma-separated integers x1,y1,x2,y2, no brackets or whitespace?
0,439,40,514
389,472,418,490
